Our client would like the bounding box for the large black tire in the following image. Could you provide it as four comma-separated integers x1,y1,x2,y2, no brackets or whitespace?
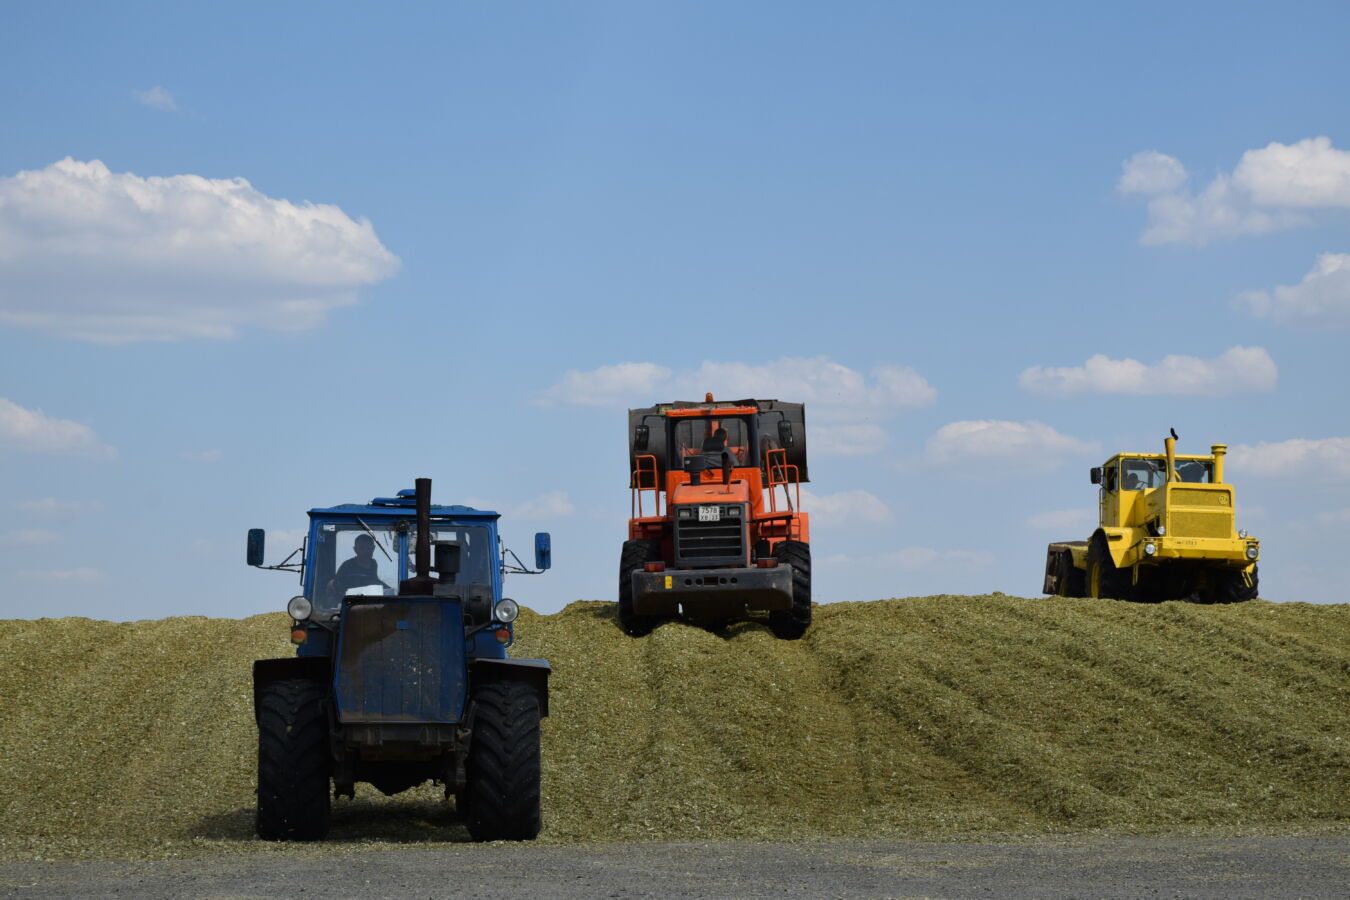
618,539,662,637
768,540,811,640
1086,535,1130,601
256,678,331,841
1205,565,1259,604
1056,549,1086,598
462,679,542,842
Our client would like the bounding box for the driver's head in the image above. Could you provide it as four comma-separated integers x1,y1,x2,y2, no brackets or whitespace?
354,534,375,558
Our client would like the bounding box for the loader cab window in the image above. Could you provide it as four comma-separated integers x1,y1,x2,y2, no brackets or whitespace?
1175,460,1213,483
670,416,754,469
1121,458,1167,491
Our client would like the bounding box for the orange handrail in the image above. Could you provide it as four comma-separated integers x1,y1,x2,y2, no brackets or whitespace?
763,448,801,514
631,454,662,519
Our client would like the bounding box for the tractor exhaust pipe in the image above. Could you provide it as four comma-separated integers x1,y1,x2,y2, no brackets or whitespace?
414,477,431,580
1211,444,1226,484
400,477,436,595
1164,428,1178,482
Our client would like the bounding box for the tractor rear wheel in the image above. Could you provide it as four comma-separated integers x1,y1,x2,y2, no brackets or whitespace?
618,539,662,636
1086,535,1129,601
768,540,812,640
256,678,330,841
1205,565,1259,604
462,679,542,842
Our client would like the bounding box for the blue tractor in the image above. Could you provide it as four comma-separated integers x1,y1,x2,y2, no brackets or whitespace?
246,478,552,842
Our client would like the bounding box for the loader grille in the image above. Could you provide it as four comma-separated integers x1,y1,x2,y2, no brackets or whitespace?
674,503,747,567
1169,510,1233,539
334,598,466,725
1172,488,1230,507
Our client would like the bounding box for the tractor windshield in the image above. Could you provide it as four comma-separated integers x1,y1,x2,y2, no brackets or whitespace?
1120,457,1214,490
411,525,494,586
311,523,401,612
669,416,754,469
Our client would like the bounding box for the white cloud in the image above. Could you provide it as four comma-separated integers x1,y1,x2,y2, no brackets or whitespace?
15,498,102,516
1,529,61,545
1024,508,1095,531
925,420,1098,470
1228,437,1350,479
538,356,935,456
0,158,400,343
20,567,104,583
465,491,575,520
811,423,889,457
181,449,224,463
1235,253,1350,329
1315,508,1350,525
510,491,575,519
0,398,115,458
882,547,996,570
1119,137,1350,245
1018,346,1277,396
133,86,177,111
800,488,892,528
536,362,673,407
1118,150,1189,195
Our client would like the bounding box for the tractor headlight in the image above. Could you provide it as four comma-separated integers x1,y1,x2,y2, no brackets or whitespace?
1144,542,1157,556
1246,544,1259,560
1238,529,1249,539
1156,524,1166,536
494,598,520,623
287,595,313,621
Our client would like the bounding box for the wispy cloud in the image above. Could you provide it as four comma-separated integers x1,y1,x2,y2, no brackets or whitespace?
800,488,892,528
1,529,62,545
1118,137,1350,245
538,356,936,456
465,491,576,520
924,420,1098,472
0,398,115,458
19,567,104,583
1019,346,1277,396
1229,437,1350,479
1024,508,1094,531
1236,253,1350,329
0,158,400,343
180,449,224,463
15,498,102,517
133,86,178,112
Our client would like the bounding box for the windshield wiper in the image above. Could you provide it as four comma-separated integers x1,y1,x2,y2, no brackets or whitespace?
355,517,394,562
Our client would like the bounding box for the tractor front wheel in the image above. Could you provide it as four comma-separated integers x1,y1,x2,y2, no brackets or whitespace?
618,539,662,636
1086,535,1129,601
768,540,812,640
462,679,543,842
256,678,331,841
1204,565,1259,604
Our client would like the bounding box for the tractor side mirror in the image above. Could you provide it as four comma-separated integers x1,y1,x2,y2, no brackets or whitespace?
1089,467,1103,485
634,424,649,452
778,420,795,449
534,532,552,571
246,529,266,567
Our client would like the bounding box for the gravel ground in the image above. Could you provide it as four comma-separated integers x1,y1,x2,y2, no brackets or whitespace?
0,835,1345,899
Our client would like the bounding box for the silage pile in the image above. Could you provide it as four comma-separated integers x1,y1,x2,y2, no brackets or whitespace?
0,595,1346,860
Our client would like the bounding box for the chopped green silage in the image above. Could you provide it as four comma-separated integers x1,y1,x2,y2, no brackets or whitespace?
0,595,1345,860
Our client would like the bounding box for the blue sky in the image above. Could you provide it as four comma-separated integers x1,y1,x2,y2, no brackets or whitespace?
2,2,1347,620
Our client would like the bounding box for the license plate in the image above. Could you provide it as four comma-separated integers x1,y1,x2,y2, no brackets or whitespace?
698,506,721,522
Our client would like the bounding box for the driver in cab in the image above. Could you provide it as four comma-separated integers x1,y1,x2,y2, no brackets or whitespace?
328,533,390,598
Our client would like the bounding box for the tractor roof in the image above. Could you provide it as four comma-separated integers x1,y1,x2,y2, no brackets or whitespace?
309,489,499,520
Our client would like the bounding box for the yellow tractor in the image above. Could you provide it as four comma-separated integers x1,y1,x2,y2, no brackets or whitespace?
1043,430,1260,603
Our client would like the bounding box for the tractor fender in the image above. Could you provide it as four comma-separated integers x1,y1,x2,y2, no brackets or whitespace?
252,656,330,722
1094,528,1135,569
470,657,551,717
